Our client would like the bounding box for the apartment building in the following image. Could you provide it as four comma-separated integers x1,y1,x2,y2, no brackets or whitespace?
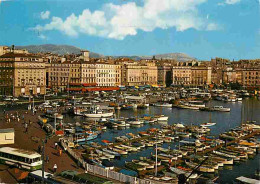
172,62,211,86
172,66,191,86
47,59,70,92
0,53,46,96
191,65,212,86
96,63,120,87
122,62,158,86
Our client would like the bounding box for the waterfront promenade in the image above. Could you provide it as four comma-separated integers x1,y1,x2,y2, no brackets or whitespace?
0,109,83,183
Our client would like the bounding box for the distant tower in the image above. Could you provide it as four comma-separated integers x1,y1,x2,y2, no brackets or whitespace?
81,50,90,62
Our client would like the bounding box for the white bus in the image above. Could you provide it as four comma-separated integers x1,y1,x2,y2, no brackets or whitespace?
0,147,42,171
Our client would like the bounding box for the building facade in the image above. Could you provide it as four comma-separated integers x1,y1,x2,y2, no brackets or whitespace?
0,53,46,96
157,64,172,87
123,62,158,86
172,62,211,86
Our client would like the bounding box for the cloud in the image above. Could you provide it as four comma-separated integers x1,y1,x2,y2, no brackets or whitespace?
0,0,10,3
40,11,50,20
33,0,218,40
38,34,47,40
218,0,241,5
206,23,219,31
225,0,241,4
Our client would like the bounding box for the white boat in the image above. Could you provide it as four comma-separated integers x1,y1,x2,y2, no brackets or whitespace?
126,118,142,125
212,106,230,112
170,167,198,179
156,115,168,121
200,122,216,127
185,101,205,108
84,112,113,118
155,103,172,107
236,97,242,101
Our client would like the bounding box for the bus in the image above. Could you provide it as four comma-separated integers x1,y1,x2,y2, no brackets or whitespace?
0,147,42,171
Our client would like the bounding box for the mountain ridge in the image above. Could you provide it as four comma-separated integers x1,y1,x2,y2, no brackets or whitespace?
16,44,195,61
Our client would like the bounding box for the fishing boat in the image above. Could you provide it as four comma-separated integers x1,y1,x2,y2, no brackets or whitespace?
83,106,113,118
155,115,168,121
125,161,146,171
102,148,121,157
155,103,172,107
46,111,64,120
112,147,128,155
200,122,216,127
170,167,198,179
212,106,231,112
74,131,98,143
126,118,142,125
185,161,215,173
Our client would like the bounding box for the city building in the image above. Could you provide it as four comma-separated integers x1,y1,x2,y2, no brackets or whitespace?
122,62,158,86
157,64,172,87
0,53,46,96
0,45,28,56
172,61,211,86
0,128,14,145
172,65,191,86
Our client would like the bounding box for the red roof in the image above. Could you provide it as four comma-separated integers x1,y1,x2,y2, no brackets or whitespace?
85,87,120,92
69,83,81,86
82,83,97,87
67,88,82,91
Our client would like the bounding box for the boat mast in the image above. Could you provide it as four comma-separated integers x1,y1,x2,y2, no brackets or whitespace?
155,133,158,177
241,100,244,125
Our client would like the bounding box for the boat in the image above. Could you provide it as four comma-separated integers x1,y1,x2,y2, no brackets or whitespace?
125,161,146,171
111,147,128,155
83,106,113,118
126,118,142,125
155,115,168,121
46,110,64,120
170,167,198,179
212,106,231,112
102,148,121,157
74,131,98,143
185,161,215,173
200,122,216,127
155,103,172,107
236,176,260,184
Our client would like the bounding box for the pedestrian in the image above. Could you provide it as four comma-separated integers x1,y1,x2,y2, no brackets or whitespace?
25,123,28,133
77,160,80,169
53,164,57,173
3,109,5,114
55,142,58,149
59,149,62,156
38,145,41,153
46,155,49,163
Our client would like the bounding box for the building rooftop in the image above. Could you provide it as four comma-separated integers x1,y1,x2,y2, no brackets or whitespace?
0,128,14,133
0,53,41,58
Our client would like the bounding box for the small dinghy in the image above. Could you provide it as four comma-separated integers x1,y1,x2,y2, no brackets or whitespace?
200,122,216,127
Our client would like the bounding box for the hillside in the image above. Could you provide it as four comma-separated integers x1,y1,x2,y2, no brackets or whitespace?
16,44,105,58
16,44,194,61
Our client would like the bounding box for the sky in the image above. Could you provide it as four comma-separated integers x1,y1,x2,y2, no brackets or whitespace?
0,0,259,60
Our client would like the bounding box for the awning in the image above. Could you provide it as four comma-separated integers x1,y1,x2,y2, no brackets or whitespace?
85,87,120,92
82,83,97,87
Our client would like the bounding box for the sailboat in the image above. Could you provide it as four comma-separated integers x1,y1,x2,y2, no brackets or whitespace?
201,101,216,127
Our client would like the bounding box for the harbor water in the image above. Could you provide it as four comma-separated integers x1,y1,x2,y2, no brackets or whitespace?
61,98,260,183
1,98,259,183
